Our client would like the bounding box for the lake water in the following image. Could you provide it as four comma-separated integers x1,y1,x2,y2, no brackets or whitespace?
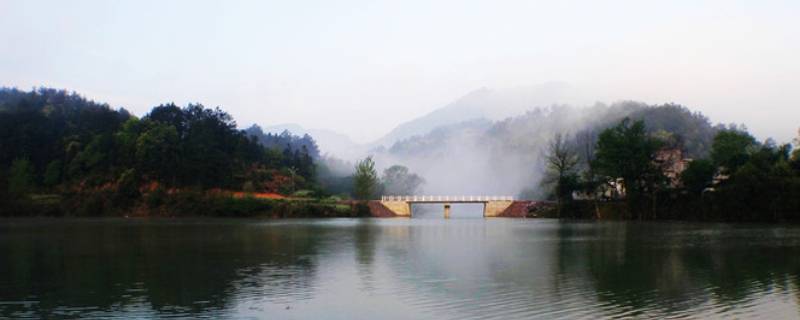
2,218,800,319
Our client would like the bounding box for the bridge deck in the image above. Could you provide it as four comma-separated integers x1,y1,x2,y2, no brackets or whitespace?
381,196,514,203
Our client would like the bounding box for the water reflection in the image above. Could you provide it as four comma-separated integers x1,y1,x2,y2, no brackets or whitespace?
554,222,800,318
1,219,800,319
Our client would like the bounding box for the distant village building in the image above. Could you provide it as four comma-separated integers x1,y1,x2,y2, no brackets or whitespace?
654,147,691,187
705,172,730,193
572,178,624,201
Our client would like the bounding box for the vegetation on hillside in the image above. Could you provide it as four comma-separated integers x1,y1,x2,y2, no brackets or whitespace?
543,118,800,222
0,87,326,216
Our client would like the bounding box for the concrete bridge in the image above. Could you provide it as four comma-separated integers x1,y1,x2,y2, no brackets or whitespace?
379,195,516,218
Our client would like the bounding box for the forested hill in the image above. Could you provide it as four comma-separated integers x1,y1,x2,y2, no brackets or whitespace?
488,101,720,158
0,87,319,198
374,102,722,196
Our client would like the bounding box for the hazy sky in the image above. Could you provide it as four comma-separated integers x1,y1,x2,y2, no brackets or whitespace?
1,0,798,143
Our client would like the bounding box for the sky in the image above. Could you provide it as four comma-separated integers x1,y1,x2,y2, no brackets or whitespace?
1,0,798,143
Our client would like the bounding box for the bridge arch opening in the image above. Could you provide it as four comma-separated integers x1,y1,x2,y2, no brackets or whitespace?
409,203,485,219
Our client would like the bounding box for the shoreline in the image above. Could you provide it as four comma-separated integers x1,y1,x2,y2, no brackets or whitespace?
4,192,799,223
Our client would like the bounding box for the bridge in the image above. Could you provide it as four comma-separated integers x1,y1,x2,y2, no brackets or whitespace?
379,195,515,218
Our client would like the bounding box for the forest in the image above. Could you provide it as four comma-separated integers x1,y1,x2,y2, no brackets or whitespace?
542,117,800,222
0,87,334,217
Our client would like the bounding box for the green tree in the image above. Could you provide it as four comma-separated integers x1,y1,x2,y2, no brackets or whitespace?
353,156,378,200
114,168,140,208
135,122,179,182
680,159,715,196
68,134,113,178
381,165,424,195
714,142,795,221
8,158,35,196
43,160,63,187
593,118,662,218
114,118,144,167
543,133,580,217
576,130,602,218
711,128,757,174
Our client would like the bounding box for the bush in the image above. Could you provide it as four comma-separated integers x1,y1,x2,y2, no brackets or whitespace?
145,187,167,209
113,169,140,208
43,160,63,187
8,158,34,196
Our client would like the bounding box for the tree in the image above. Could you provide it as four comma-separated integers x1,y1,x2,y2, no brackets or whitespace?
353,156,378,200
135,122,179,182
8,158,34,196
711,128,757,174
43,160,63,187
714,142,796,221
381,165,425,195
297,145,316,182
67,133,113,178
576,129,601,218
114,168,140,208
680,159,715,196
593,118,662,218
147,103,186,136
542,133,580,217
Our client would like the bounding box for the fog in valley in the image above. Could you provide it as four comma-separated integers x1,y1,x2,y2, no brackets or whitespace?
316,84,722,198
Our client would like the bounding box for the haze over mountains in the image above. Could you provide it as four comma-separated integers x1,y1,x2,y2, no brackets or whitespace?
267,83,726,197
262,82,592,161
371,82,589,148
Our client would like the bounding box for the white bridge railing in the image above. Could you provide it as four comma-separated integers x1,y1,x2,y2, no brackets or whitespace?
381,195,514,202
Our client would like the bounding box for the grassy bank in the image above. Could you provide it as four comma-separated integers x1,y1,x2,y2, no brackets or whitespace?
0,190,372,218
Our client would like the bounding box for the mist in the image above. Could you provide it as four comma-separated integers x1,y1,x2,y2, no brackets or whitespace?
359,100,721,198
370,106,587,197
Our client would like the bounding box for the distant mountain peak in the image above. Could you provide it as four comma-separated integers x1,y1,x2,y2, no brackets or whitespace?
370,82,586,148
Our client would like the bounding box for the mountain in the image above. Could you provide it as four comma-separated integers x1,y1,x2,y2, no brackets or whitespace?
370,82,588,148
259,83,586,160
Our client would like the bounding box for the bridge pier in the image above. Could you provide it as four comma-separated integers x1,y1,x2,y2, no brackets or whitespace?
444,204,451,219
483,200,514,217
379,200,411,217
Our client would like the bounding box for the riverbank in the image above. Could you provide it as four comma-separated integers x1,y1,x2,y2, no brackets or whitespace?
2,188,556,218
0,190,374,218
6,193,799,222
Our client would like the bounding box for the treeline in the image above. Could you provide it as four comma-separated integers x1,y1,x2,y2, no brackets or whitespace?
245,125,321,159
318,156,426,200
544,117,800,222
0,87,321,216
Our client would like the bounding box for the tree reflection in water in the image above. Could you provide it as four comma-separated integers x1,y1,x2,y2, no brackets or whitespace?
0,219,327,318
2,219,800,319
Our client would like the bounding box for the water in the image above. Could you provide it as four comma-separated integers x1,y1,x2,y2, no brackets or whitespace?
2,218,800,319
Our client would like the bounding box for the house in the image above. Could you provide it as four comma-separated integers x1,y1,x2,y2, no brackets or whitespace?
655,147,691,187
